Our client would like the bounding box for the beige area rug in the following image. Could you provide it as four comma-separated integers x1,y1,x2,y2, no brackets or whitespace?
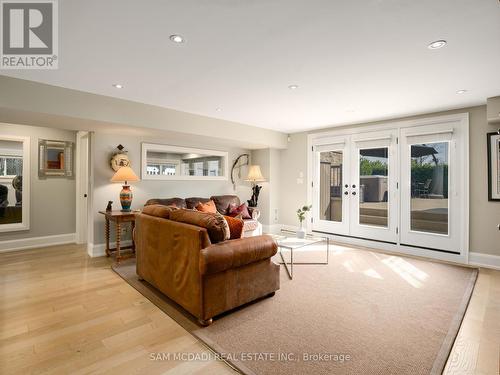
112,244,477,375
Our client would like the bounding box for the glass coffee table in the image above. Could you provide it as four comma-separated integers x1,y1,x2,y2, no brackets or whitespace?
270,230,329,279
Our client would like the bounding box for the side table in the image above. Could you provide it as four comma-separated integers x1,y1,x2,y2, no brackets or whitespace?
98,210,138,263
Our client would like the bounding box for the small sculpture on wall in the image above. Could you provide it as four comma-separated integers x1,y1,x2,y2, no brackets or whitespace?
110,144,131,171
106,201,113,212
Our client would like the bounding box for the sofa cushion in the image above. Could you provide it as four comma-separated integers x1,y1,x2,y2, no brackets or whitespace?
169,209,226,244
142,204,178,219
210,195,240,215
199,235,278,275
228,203,252,219
185,197,211,209
144,197,186,209
223,215,244,239
195,200,217,214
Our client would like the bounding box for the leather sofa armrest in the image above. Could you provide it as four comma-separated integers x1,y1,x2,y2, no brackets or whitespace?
248,207,261,220
199,235,277,275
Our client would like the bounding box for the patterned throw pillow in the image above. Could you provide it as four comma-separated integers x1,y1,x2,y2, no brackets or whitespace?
195,200,217,214
224,215,244,239
214,212,231,240
228,203,251,219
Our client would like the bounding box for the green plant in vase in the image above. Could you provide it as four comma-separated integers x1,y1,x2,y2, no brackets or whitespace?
296,205,312,238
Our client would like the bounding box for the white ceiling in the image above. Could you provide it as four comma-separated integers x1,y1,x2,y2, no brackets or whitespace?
3,0,500,133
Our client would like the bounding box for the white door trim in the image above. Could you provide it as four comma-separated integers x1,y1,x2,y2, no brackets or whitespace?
75,131,89,244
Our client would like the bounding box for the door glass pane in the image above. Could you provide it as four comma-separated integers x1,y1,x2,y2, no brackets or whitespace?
359,148,388,227
319,151,343,222
410,142,449,234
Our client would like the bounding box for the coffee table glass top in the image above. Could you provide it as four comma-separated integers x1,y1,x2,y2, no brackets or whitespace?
269,232,325,250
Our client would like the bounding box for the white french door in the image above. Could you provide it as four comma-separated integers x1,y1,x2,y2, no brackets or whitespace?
312,130,398,243
400,124,464,253
312,136,350,236
310,114,468,258
349,131,398,243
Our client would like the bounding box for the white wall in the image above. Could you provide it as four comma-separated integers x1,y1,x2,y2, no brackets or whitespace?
278,106,500,256
0,123,76,241
91,132,252,246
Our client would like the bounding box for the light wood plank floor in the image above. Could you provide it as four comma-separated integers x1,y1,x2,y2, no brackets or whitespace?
0,244,498,374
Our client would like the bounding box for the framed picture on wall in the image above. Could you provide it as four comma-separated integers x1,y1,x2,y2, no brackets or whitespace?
487,131,500,201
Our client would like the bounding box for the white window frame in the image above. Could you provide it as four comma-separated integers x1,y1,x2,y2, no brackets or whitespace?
141,143,228,181
0,134,30,233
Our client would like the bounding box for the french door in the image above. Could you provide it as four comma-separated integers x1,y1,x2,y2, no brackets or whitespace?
399,124,463,253
311,115,468,256
312,130,398,243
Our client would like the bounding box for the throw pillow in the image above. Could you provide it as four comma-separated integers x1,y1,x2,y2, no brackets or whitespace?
224,215,244,239
214,212,231,240
195,200,217,214
169,209,226,244
228,203,251,219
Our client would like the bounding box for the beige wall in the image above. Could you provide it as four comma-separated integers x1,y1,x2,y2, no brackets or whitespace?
91,132,252,245
0,123,76,241
278,106,500,256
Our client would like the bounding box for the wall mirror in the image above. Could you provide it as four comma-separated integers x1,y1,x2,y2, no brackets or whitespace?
38,139,74,177
0,135,30,232
141,143,228,180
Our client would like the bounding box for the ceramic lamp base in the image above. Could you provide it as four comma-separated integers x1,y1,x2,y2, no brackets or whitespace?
120,185,133,212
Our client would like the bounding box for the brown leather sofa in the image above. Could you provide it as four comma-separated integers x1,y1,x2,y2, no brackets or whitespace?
145,195,262,236
135,205,280,326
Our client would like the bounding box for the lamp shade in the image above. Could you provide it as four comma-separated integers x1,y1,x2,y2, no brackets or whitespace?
111,166,140,183
245,165,265,182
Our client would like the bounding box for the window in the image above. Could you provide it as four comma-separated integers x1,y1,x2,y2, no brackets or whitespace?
0,155,22,177
142,143,228,180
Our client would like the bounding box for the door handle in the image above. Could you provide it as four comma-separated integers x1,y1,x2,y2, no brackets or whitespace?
344,184,348,188
344,191,348,195
352,191,357,196
352,184,356,188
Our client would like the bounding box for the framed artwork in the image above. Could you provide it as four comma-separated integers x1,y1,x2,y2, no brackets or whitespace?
487,132,500,201
38,139,74,178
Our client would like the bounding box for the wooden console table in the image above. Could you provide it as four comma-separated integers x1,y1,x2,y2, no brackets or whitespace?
98,210,138,263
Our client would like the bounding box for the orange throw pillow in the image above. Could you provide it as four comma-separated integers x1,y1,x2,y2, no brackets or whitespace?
196,200,217,214
224,215,244,239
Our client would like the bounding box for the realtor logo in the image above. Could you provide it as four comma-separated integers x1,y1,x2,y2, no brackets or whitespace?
1,0,58,69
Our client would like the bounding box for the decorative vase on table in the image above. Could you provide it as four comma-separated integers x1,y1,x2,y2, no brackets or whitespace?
296,221,306,239
110,166,140,212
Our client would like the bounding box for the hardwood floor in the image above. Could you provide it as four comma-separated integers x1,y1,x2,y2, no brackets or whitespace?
0,244,234,375
0,244,498,374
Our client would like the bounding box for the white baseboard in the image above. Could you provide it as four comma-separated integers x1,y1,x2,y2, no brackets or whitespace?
0,233,76,253
88,240,133,258
469,252,500,270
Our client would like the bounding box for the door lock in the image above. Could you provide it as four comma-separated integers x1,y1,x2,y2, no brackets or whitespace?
344,191,348,195
352,191,357,195
352,184,356,188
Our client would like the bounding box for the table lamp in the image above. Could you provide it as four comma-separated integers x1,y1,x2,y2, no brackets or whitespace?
111,166,140,212
245,165,266,207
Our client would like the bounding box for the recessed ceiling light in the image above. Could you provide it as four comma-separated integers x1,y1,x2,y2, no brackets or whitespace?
427,40,447,50
456,89,467,94
169,34,184,43
112,83,123,89
216,108,222,112
288,84,299,90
